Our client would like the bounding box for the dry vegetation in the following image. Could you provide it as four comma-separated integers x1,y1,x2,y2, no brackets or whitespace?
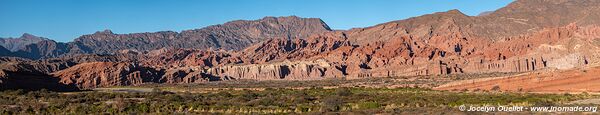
1,86,598,114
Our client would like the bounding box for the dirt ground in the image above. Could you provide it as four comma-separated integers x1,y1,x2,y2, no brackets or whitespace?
434,66,600,93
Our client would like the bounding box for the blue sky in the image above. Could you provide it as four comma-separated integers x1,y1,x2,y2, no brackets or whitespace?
0,0,513,42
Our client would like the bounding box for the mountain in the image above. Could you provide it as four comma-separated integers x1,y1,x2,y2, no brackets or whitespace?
0,46,9,56
347,0,600,44
477,11,494,16
472,0,600,38
0,33,50,52
72,16,331,54
2,0,600,91
2,16,332,59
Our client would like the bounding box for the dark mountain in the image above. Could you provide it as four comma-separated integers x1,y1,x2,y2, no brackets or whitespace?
0,46,9,56
0,33,50,51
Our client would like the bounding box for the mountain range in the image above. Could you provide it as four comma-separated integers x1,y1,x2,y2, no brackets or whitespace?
1,0,600,91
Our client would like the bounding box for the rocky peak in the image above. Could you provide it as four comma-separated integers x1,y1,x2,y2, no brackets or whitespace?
439,9,467,16
20,33,41,39
94,29,114,35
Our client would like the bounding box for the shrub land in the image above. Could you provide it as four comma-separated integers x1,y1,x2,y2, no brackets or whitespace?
0,88,597,114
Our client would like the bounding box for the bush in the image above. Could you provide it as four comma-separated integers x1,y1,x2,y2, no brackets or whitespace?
322,96,344,112
336,88,353,96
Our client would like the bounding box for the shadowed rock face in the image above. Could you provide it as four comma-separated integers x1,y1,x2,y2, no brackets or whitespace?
0,46,9,56
0,55,125,91
3,0,600,90
0,71,78,91
52,62,163,89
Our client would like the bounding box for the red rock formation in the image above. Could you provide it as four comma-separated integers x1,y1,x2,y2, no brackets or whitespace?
201,59,345,80
140,48,235,68
52,62,162,89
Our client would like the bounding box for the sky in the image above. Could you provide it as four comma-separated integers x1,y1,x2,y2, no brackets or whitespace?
0,0,513,42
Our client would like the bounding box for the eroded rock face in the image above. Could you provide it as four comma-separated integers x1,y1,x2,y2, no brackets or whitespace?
140,48,235,68
52,62,162,89
202,59,345,80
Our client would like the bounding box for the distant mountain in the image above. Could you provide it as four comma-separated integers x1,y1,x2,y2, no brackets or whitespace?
1,16,332,59
72,16,331,54
477,11,493,16
12,40,87,59
0,46,9,56
0,33,50,51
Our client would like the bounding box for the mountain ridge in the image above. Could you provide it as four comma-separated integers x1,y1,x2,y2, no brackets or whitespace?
0,16,332,59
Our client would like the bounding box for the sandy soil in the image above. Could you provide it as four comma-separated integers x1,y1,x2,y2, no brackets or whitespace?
434,66,600,93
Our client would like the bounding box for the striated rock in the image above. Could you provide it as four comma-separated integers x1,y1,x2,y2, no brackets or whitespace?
52,62,162,89
236,32,351,64
140,48,235,68
201,59,345,80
